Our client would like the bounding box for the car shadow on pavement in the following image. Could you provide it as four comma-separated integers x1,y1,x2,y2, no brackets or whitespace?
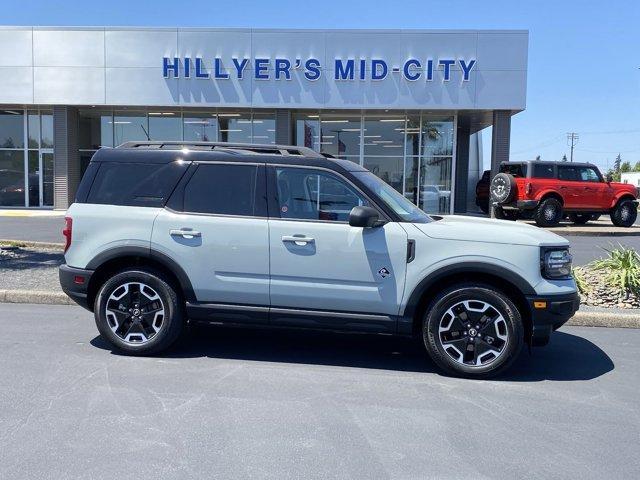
90,326,614,382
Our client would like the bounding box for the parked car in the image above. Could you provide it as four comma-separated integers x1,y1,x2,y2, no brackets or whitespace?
490,161,638,227
60,142,579,378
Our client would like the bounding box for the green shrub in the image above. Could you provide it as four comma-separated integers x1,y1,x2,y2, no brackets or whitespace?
572,267,589,295
590,245,640,295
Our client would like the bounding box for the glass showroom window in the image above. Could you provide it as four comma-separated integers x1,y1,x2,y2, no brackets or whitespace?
218,112,251,143
0,109,24,149
403,115,421,205
79,109,113,178
319,115,361,160
113,110,149,145
148,111,182,141
419,116,454,214
294,113,320,151
362,115,406,193
184,112,218,142
251,112,276,144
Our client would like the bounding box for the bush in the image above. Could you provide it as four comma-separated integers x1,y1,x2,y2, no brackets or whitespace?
590,245,640,295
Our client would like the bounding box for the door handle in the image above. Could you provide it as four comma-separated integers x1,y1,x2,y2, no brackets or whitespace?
559,186,567,189
282,235,315,245
170,229,201,239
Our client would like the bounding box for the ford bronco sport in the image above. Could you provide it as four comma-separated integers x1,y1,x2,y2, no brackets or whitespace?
489,160,639,227
60,142,579,378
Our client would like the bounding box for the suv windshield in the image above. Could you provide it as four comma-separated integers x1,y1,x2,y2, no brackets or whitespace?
353,171,432,223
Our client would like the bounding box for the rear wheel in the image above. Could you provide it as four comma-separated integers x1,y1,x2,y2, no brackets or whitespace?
568,213,591,225
422,284,524,378
610,200,638,227
534,198,563,227
94,268,184,355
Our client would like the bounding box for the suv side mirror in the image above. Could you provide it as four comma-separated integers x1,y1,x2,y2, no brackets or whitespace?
349,206,381,228
606,173,613,183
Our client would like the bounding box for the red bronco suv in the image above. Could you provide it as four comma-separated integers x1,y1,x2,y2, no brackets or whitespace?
488,161,639,227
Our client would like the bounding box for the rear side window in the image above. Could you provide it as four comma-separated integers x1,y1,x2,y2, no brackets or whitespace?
578,167,601,182
87,161,187,207
532,163,555,179
183,163,259,216
499,164,528,177
558,166,578,181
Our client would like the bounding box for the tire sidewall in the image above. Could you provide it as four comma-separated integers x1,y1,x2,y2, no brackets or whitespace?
423,285,524,378
94,269,182,354
611,201,637,227
535,198,563,227
490,173,517,205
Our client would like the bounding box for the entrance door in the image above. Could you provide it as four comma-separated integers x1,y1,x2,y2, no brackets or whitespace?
267,166,408,331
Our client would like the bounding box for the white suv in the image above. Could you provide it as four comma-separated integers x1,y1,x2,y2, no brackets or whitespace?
60,142,579,378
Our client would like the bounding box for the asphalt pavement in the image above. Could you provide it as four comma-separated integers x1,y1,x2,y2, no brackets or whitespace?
0,303,638,480
0,215,65,243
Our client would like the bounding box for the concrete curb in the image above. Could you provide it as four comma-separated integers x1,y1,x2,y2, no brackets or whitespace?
0,290,638,327
0,239,64,250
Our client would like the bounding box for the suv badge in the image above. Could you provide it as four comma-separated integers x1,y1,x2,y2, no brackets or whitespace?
378,267,391,278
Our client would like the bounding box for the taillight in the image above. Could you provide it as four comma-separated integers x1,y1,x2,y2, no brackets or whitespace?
63,217,72,253
525,183,532,195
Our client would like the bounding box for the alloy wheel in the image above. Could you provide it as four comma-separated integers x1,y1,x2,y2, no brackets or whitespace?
104,282,165,345
438,300,509,367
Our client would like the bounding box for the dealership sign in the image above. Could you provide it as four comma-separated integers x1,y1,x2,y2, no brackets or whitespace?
163,57,477,82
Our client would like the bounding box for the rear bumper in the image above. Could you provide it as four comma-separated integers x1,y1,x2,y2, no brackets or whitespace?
59,264,94,311
501,199,539,210
526,291,580,346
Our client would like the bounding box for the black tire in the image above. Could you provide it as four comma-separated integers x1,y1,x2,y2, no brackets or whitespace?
422,283,524,379
94,268,184,355
568,213,591,225
534,198,563,227
478,201,489,214
490,173,517,205
493,206,519,221
610,200,638,227
591,214,601,221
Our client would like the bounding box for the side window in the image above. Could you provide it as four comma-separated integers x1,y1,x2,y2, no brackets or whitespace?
558,166,578,181
578,167,601,182
499,164,527,177
183,164,259,216
87,161,187,207
532,163,555,179
274,167,369,222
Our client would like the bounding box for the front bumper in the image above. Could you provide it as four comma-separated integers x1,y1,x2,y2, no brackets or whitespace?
59,264,94,311
525,291,580,346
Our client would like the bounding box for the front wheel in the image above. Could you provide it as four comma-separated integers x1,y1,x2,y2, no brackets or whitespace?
94,268,184,355
610,200,637,227
422,284,524,378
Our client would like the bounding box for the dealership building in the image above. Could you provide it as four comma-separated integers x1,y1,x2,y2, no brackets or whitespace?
0,27,528,212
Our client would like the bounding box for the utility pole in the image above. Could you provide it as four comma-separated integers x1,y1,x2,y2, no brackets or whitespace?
566,132,579,162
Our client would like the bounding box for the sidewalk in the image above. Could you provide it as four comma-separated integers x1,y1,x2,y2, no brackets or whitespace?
0,209,66,217
521,219,640,236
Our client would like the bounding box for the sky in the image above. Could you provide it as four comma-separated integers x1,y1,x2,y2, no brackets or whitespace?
2,0,639,172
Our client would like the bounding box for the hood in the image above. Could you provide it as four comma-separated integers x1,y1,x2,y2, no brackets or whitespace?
414,215,570,247
611,182,639,196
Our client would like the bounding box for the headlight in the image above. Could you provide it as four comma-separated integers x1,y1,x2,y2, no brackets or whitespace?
541,248,572,279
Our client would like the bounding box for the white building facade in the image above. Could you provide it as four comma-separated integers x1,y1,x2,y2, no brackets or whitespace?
0,27,528,211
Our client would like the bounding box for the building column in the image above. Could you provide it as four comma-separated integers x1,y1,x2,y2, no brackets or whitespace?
454,122,470,214
53,106,80,210
274,109,292,145
490,110,512,217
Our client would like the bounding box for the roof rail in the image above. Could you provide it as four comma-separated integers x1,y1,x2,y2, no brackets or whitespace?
116,141,323,158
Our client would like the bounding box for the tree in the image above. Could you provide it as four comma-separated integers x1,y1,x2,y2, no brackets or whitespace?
607,168,621,182
620,161,632,173
634,161,640,172
614,154,622,173
561,154,568,162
